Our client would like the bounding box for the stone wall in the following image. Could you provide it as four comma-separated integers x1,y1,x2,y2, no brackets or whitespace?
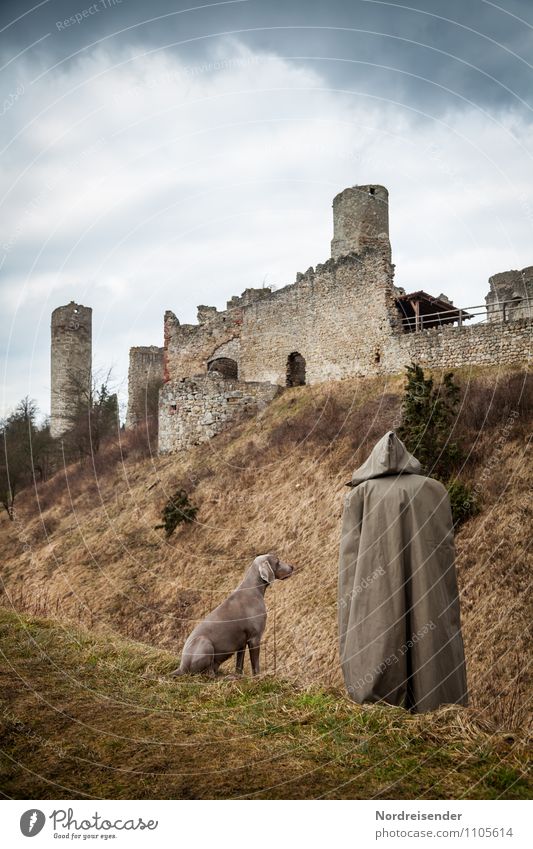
164,307,244,384
207,337,241,373
387,318,532,372
159,245,398,453
163,245,397,387
126,346,164,428
50,302,92,438
238,248,397,384
158,373,279,453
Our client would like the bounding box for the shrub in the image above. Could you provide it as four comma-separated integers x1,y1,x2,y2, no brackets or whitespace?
155,488,198,537
398,364,483,526
446,479,479,527
398,363,462,479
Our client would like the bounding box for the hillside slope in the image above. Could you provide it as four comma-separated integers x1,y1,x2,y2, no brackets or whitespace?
0,609,530,800
1,366,531,731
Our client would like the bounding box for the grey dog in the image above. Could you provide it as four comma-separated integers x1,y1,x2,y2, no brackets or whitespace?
171,553,294,677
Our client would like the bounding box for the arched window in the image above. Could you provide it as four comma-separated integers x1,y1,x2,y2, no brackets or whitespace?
286,352,306,387
207,357,238,379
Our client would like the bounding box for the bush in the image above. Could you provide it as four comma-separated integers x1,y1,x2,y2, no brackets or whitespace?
447,479,479,527
398,364,482,526
398,363,462,479
155,488,198,537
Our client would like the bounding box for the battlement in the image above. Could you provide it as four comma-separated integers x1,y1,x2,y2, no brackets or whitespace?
226,287,273,309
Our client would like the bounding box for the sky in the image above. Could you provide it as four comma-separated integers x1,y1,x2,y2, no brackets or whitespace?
1,0,533,419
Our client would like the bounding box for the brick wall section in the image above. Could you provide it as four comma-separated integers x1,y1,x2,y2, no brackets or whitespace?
126,346,164,428
50,302,92,438
158,373,279,453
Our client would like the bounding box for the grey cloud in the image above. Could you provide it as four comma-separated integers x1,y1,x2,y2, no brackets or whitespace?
1,1,533,114
1,1,532,418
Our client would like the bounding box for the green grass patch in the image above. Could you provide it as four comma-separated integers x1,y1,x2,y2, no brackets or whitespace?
0,607,530,800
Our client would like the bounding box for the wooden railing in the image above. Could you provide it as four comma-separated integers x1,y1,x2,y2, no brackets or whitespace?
398,300,531,332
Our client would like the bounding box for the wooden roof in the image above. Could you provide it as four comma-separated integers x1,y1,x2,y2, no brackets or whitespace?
396,290,473,329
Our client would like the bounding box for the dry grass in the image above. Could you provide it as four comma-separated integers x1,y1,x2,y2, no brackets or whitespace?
0,608,530,800
0,366,531,737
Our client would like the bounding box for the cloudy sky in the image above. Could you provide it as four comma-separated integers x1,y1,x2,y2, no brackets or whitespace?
1,0,532,419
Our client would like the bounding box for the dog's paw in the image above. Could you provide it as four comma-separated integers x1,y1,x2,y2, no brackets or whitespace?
169,667,184,677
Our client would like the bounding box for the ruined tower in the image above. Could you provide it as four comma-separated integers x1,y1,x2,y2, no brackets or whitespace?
50,301,92,438
126,345,164,428
331,184,389,259
486,266,533,322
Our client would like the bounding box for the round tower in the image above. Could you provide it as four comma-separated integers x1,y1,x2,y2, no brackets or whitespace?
331,184,389,259
50,301,92,438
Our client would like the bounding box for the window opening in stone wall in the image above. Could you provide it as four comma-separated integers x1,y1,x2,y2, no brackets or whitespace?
369,187,375,195
207,357,238,379
286,352,306,387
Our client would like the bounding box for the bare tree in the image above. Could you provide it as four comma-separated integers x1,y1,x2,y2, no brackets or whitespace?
0,397,54,519
60,368,119,461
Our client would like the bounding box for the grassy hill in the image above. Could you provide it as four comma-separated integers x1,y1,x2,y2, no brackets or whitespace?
0,364,531,796
0,607,530,800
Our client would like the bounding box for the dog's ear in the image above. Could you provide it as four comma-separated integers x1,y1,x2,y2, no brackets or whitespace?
259,560,275,584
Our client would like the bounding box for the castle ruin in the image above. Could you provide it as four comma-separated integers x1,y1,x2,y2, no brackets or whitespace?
156,185,532,453
49,185,532,451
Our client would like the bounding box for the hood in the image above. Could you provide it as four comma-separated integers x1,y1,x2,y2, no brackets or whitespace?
347,431,422,486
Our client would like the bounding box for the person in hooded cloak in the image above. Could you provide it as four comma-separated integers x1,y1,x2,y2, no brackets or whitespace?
338,431,468,713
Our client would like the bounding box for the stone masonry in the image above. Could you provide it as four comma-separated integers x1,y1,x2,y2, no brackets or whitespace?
158,372,279,453
486,267,533,323
50,301,92,438
157,184,531,453
331,184,389,259
389,319,532,370
126,346,164,429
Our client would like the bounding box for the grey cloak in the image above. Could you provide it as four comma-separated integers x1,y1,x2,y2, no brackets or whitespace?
338,431,468,713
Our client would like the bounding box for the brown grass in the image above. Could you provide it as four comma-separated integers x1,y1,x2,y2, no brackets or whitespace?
1,366,531,733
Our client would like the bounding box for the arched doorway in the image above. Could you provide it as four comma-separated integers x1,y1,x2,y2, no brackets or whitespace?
207,357,238,379
286,352,306,387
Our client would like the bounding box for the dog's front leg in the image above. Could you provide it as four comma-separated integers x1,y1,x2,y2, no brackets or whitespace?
235,647,245,675
248,637,261,676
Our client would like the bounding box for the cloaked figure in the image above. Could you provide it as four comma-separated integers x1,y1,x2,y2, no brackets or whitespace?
338,431,468,713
